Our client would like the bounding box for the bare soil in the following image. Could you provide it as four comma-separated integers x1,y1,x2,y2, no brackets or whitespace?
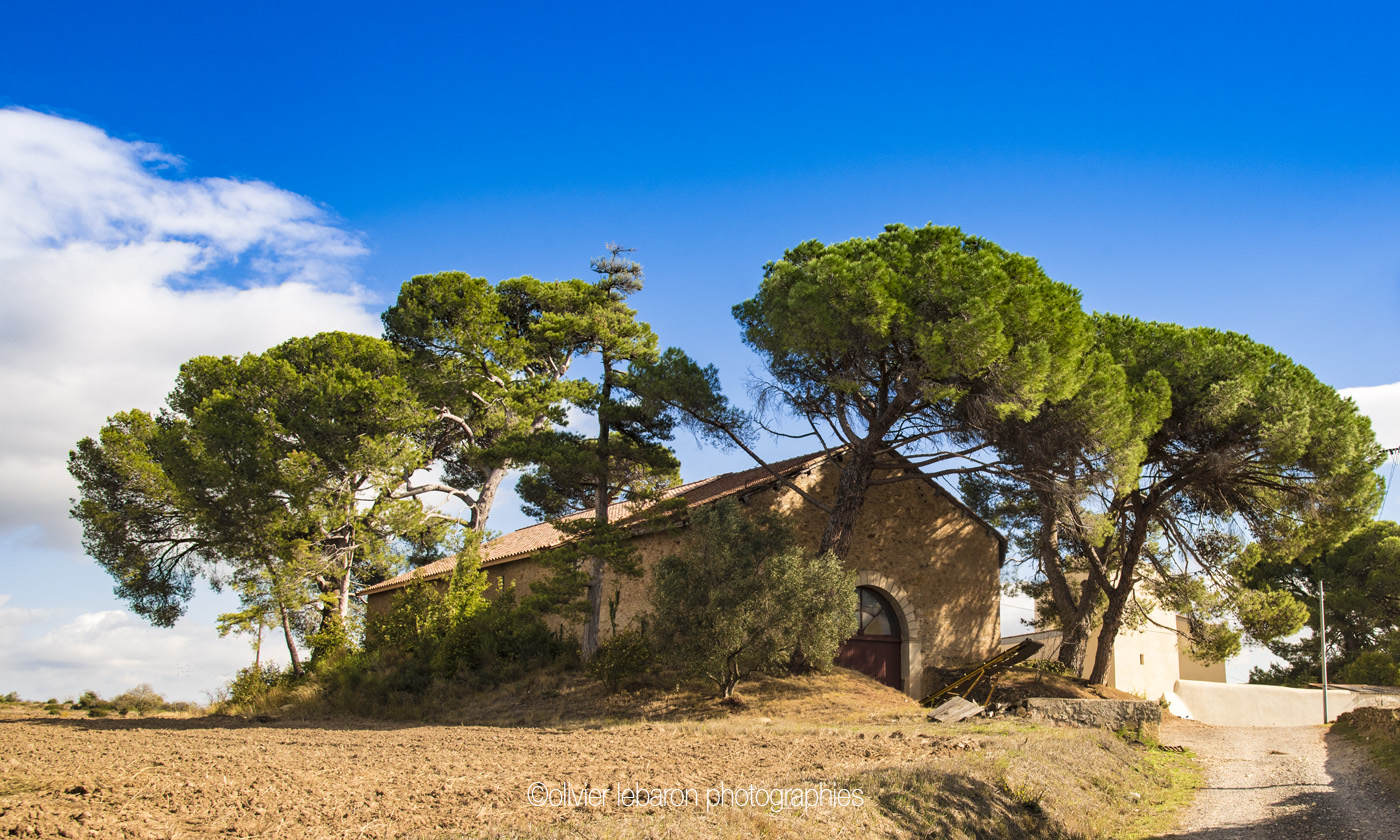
0,672,1188,839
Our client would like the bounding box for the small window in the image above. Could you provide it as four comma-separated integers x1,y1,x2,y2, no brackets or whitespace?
856,587,898,637
1139,654,1145,665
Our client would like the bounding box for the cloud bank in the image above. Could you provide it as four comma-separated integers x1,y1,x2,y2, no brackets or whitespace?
0,108,382,549
0,594,277,702
1341,382,1400,452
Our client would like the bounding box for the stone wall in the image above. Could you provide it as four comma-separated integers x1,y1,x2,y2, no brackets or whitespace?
1017,698,1162,741
481,457,1004,698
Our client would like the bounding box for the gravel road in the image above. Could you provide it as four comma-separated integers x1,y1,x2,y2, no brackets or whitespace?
1154,719,1398,838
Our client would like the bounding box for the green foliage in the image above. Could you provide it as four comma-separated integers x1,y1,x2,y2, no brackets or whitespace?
1249,652,1321,687
588,620,655,692
227,663,297,705
976,314,1380,682
436,590,576,688
69,331,451,671
651,499,858,698
74,690,109,711
1337,651,1400,687
381,271,593,533
735,223,1093,558
359,563,573,695
110,683,166,714
736,223,1091,426
1250,520,1400,679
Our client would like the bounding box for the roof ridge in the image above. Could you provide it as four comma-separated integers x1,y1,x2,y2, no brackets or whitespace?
357,449,838,598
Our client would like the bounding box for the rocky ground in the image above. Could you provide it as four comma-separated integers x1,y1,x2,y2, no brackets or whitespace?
1153,718,1399,839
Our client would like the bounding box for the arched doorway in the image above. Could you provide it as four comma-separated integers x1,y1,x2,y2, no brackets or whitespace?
836,586,903,690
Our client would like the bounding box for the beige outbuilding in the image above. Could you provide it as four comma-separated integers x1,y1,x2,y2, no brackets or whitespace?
361,449,1007,699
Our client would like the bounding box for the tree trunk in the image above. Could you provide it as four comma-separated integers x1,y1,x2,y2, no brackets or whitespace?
1052,590,1097,674
1088,580,1133,685
582,356,615,662
1087,501,1152,685
279,602,303,677
472,465,510,533
337,557,353,622
818,441,880,559
583,553,605,660
1032,492,1098,676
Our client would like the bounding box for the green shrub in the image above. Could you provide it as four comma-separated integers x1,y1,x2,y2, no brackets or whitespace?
228,663,296,705
1337,651,1400,687
74,690,114,711
431,586,576,688
86,708,108,718
111,683,166,714
588,620,655,692
333,563,577,706
652,499,857,698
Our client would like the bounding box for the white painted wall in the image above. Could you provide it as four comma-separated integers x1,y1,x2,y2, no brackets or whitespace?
1170,679,1400,726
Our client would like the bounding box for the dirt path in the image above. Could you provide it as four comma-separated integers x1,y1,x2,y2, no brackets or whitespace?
1155,719,1399,838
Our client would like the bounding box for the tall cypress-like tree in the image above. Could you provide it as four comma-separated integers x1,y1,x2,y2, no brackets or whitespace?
381,271,593,535
518,245,734,660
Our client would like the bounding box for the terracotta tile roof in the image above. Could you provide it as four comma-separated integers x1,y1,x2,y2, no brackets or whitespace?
356,449,837,598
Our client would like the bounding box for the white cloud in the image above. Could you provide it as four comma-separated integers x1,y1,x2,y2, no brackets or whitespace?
0,108,382,549
1340,381,1400,451
0,599,282,702
1339,381,1400,522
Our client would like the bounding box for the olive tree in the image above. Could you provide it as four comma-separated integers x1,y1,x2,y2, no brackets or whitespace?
651,499,856,698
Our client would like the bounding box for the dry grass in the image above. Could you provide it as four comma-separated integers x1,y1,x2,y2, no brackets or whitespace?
1335,707,1400,791
219,665,925,727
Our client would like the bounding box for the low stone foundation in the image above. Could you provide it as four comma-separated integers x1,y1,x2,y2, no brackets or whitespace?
1016,698,1162,741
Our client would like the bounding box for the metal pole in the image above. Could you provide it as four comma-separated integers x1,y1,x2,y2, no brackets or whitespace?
1320,578,1329,724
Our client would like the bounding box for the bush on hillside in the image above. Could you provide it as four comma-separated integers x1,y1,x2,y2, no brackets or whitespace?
588,620,655,692
1338,651,1400,686
652,499,857,698
112,683,166,714
228,663,298,705
74,690,112,711
347,561,576,699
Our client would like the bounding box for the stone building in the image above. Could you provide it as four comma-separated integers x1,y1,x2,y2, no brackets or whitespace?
360,449,1006,699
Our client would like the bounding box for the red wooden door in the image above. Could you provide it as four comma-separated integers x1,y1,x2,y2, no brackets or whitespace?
836,587,903,691
836,636,903,690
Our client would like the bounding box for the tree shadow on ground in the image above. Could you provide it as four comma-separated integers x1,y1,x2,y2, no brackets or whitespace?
3,714,424,732
857,768,1071,840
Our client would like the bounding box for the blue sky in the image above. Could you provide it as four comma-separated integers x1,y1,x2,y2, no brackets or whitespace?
2,1,1398,699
